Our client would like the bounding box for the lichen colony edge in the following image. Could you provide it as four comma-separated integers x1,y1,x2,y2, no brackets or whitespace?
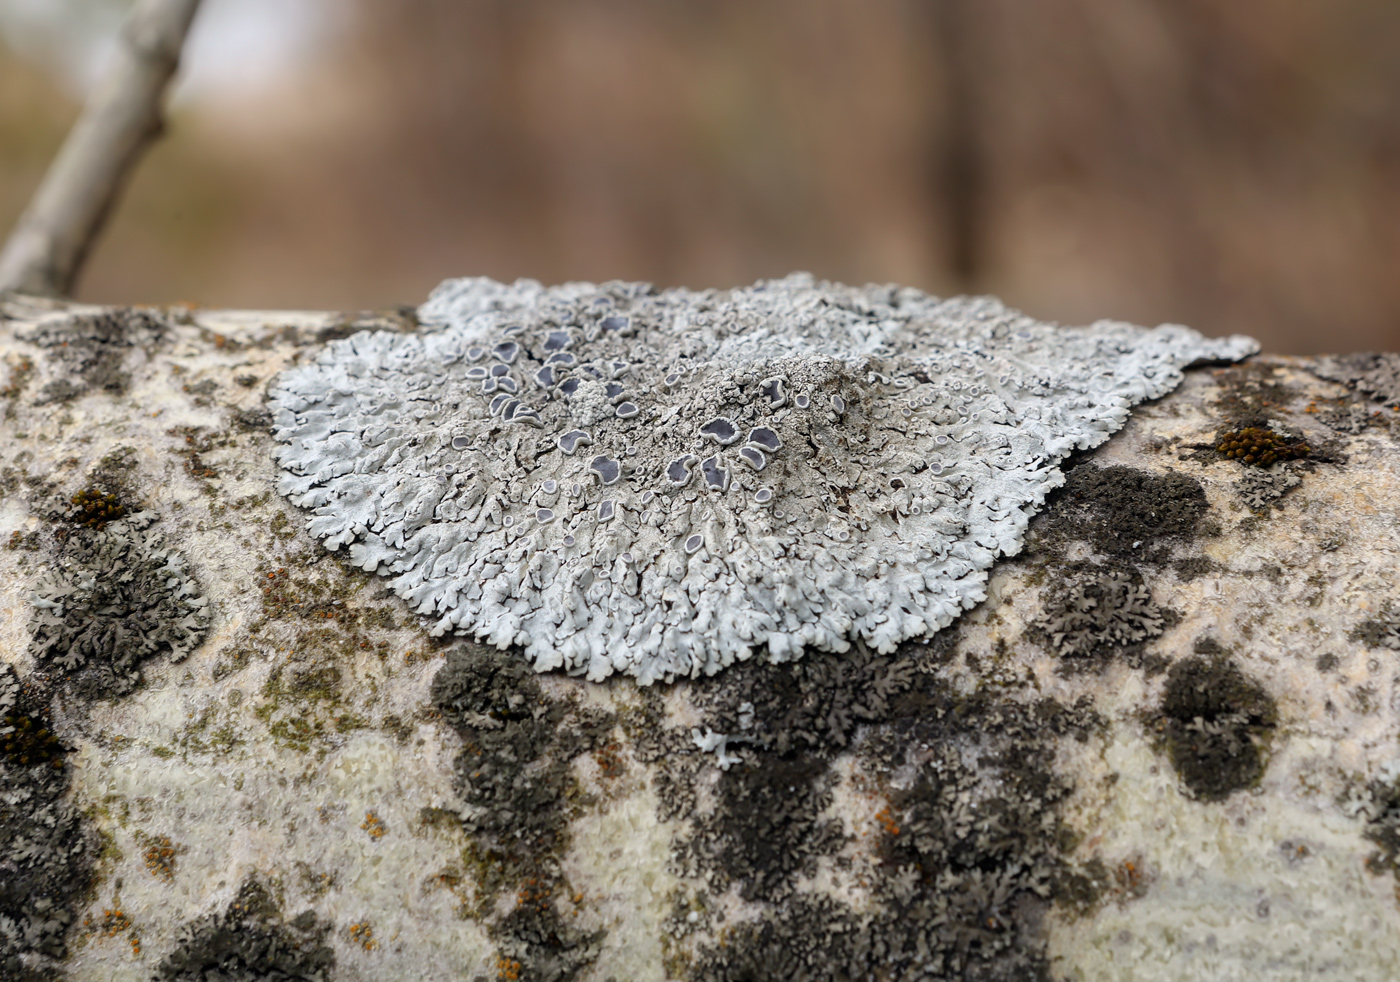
268,274,1256,682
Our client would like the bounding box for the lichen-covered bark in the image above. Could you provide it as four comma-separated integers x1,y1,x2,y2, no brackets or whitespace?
2,293,1400,981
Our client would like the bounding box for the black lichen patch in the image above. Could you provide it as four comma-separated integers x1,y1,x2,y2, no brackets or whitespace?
1156,650,1277,801
18,308,167,404
679,757,843,904
428,644,611,979
1171,556,1220,582
1030,464,1210,563
673,640,926,905
1357,773,1400,883
29,510,210,700
680,638,1104,980
491,902,604,982
0,665,94,981
692,637,920,757
1215,426,1310,468
691,895,859,982
1349,602,1400,651
152,877,333,981
1032,563,1174,671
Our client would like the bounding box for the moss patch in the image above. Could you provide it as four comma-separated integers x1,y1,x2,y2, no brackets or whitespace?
1215,426,1310,468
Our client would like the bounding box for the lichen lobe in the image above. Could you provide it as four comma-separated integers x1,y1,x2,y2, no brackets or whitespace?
269,274,1255,682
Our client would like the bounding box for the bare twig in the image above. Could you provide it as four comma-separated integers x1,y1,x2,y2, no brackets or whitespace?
0,0,203,298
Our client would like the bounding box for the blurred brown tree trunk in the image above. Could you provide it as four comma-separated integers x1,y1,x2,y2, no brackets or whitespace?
930,0,984,293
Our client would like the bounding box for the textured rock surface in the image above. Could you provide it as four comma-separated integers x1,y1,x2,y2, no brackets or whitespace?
2,288,1400,981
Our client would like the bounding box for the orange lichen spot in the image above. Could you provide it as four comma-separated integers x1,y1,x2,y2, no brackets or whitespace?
496,957,523,980
347,920,379,951
361,810,388,839
874,807,901,837
516,876,554,913
1114,857,1150,898
142,835,180,882
593,741,625,780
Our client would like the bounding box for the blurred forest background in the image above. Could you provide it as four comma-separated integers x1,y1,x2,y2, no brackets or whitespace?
3,0,1399,353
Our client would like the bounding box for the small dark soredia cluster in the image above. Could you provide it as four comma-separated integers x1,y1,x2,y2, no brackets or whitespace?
1349,601,1400,652
0,666,94,982
1359,772,1400,883
1157,643,1277,801
152,878,334,982
1215,426,1310,467
667,637,1104,981
429,645,611,980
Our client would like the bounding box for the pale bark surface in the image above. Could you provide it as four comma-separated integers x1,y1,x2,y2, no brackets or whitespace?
0,0,201,298
2,295,1400,980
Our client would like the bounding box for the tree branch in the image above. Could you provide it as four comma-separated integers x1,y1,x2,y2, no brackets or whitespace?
0,0,203,298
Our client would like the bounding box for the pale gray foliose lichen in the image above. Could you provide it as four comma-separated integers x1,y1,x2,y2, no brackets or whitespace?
269,273,1256,683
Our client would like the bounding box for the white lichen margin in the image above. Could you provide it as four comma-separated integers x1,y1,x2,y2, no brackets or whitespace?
268,274,1256,683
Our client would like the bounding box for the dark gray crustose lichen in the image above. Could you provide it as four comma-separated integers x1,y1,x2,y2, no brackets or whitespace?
0,666,92,981
1158,646,1277,801
17,308,167,405
29,510,209,698
270,274,1255,682
152,878,334,982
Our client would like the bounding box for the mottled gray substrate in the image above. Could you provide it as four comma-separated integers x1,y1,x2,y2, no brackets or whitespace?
270,275,1255,682
5,295,1400,980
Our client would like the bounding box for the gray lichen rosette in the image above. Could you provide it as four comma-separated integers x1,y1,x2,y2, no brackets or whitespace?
269,274,1255,682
